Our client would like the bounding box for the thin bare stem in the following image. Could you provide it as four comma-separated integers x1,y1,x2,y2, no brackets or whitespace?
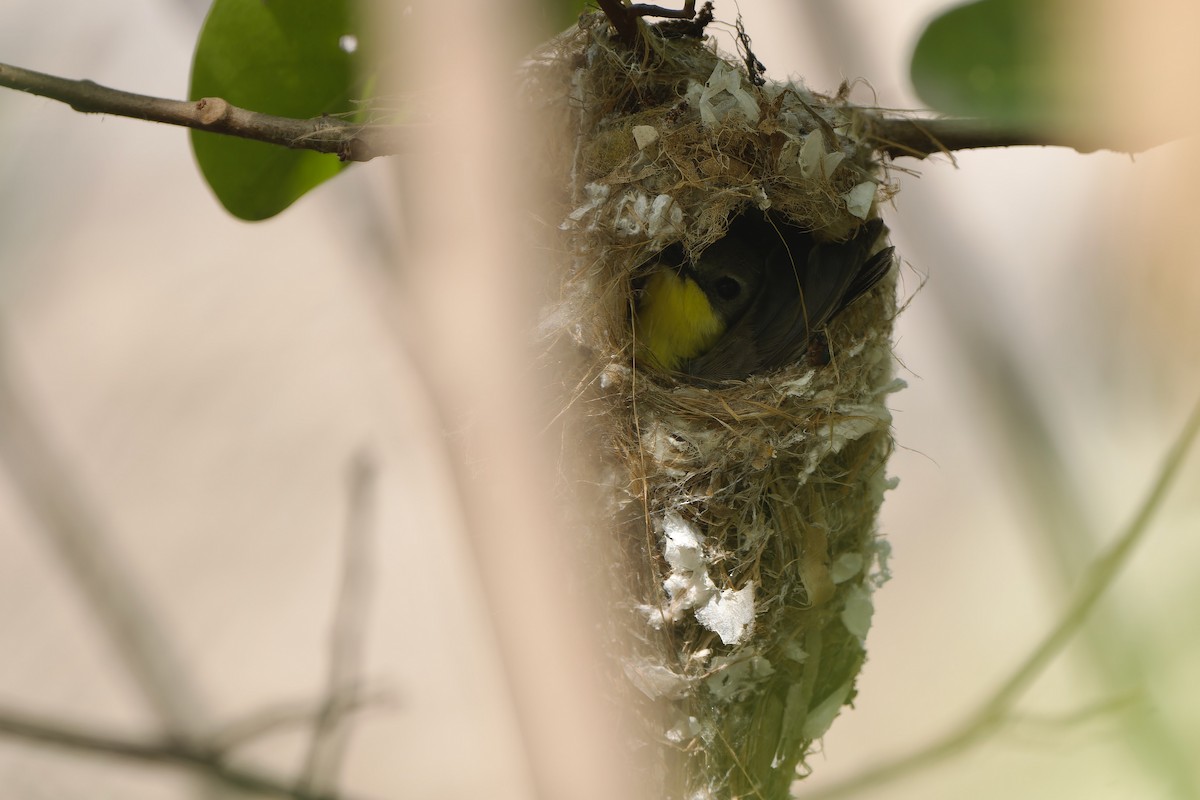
0,62,405,161
596,1,707,44
865,114,1171,159
0,329,207,743
1,61,1172,161
296,452,379,796
0,704,371,800
595,0,640,43
629,1,696,19
804,396,1200,799
208,689,391,754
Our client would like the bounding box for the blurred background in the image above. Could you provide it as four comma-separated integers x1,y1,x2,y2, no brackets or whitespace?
1,1,1198,799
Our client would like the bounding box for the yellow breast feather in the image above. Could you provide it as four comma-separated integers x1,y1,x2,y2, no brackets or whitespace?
636,270,727,372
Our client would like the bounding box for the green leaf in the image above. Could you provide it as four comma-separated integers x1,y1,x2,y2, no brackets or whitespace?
911,0,1074,128
190,0,369,220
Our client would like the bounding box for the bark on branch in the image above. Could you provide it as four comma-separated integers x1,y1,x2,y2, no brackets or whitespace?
0,60,1164,166
0,62,404,162
864,114,1160,159
0,704,370,800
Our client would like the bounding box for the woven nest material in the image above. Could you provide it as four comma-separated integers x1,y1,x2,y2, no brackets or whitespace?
524,13,901,799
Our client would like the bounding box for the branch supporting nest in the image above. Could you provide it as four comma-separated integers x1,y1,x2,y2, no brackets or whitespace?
866,114,1159,159
630,1,697,18
0,61,404,162
595,0,707,44
0,60,1163,163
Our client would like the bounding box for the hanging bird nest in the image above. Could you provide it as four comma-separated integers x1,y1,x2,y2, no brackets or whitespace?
523,11,901,799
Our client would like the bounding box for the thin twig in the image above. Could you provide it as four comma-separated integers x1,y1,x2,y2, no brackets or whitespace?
595,0,639,43
0,705,372,800
597,1,704,44
1,60,1175,161
981,399,1200,716
0,62,404,162
865,114,1172,159
208,689,392,754
629,1,696,18
0,328,208,744
803,395,1200,799
296,452,379,796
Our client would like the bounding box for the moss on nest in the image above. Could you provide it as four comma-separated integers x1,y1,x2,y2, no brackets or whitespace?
525,13,901,799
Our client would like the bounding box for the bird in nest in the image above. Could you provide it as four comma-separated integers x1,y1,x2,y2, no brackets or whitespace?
634,209,894,383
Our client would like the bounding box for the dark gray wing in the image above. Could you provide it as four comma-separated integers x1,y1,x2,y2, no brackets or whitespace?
755,217,890,371
684,214,892,381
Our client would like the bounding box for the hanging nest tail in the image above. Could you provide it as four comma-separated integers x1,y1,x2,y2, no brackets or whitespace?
523,11,902,799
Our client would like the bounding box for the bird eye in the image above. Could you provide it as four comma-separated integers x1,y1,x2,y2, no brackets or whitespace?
714,276,741,300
